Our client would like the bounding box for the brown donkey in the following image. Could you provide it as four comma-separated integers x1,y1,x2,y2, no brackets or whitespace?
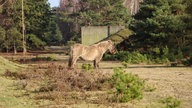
68,40,117,69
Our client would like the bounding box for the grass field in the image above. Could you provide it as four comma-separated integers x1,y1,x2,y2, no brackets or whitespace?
0,56,35,108
0,53,191,108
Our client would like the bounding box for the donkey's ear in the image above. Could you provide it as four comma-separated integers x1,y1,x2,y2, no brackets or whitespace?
107,40,112,43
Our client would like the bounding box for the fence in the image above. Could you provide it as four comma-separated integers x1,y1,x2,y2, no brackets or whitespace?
81,26,124,45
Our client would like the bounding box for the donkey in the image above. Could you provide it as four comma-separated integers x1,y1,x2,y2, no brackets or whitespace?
68,40,117,69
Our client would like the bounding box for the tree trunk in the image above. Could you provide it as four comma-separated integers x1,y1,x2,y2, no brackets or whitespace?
22,0,27,55
6,45,8,53
13,41,17,54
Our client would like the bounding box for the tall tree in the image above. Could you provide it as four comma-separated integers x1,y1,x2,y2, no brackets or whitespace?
77,0,131,26
0,0,62,51
182,0,192,56
24,0,63,48
1,0,22,53
59,0,131,43
132,0,190,50
7,27,22,54
22,0,26,54
44,8,62,45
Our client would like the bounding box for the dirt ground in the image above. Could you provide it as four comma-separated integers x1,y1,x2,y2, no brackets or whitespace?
1,53,192,108
80,62,192,108
124,65,192,108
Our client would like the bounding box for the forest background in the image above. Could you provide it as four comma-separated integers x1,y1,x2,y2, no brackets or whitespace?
0,0,191,64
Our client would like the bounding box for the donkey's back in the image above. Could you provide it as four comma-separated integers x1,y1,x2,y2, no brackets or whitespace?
70,44,101,60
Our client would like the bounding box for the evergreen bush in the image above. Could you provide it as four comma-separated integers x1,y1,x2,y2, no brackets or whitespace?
160,97,181,108
110,68,145,102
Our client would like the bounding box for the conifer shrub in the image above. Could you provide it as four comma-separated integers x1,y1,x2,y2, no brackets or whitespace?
110,68,145,102
160,97,181,108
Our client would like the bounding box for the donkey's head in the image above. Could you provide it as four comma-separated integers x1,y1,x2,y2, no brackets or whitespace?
107,40,117,54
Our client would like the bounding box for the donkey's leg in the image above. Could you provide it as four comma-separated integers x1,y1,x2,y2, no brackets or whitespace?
71,56,79,68
94,58,102,69
94,54,104,69
94,60,97,68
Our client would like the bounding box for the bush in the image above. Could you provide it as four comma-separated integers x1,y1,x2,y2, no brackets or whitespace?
115,51,149,64
153,57,170,64
167,48,184,62
66,40,76,46
32,55,56,61
103,54,118,61
82,63,93,70
160,96,181,108
122,61,129,68
27,34,46,49
109,51,149,63
104,51,171,64
110,68,145,102
183,57,192,66
46,55,56,61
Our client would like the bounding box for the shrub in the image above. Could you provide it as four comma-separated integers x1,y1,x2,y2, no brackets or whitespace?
167,53,177,62
122,61,129,68
153,47,161,55
103,51,171,64
183,57,192,66
105,51,151,64
153,57,170,64
32,55,56,61
167,48,184,62
176,48,183,60
110,68,145,102
103,54,117,61
162,46,169,56
82,63,93,70
46,55,56,61
160,96,181,108
116,51,149,64
66,40,76,46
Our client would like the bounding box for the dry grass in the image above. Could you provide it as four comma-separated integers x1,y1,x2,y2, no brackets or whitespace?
3,62,115,107
2,54,192,108
125,65,192,108
40,63,112,92
3,70,28,80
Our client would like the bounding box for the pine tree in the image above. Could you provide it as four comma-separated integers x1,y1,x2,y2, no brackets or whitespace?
7,27,22,54
77,0,131,26
132,0,189,49
59,0,131,43
183,0,192,56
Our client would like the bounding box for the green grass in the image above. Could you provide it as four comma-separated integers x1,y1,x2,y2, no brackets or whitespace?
0,56,26,73
0,78,35,108
0,56,36,108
